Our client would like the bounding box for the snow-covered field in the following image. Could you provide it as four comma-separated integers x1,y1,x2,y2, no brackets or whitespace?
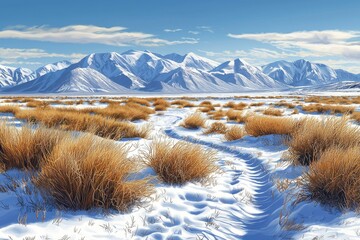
0,94,359,240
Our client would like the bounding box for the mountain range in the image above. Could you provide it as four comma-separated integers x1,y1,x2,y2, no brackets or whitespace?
1,50,359,93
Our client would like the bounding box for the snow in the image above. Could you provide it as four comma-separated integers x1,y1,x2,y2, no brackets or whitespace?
3,50,359,94
0,95,360,239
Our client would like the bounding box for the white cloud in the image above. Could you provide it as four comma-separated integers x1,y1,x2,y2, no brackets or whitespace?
228,30,360,60
164,28,182,32
0,25,198,47
0,48,85,60
189,31,200,35
197,26,214,33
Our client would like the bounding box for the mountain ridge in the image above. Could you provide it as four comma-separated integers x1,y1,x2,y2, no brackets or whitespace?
1,50,359,93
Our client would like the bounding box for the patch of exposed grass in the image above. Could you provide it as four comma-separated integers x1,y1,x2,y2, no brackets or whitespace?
224,125,246,141
301,146,360,209
245,115,298,137
263,108,283,116
181,113,206,129
143,140,217,184
204,122,227,135
35,134,153,211
288,117,360,165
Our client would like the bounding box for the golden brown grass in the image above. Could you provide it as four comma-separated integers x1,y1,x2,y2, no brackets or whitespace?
14,109,149,140
263,108,283,116
351,112,360,123
223,101,248,110
153,98,170,111
304,96,360,105
171,100,195,108
288,117,360,165
143,140,217,184
207,109,226,120
302,104,355,114
203,122,227,135
224,125,246,141
181,112,206,129
85,102,154,121
274,101,296,109
245,115,298,137
0,123,68,171
250,102,265,107
0,105,20,114
226,109,249,123
127,97,151,106
35,134,153,211
301,146,360,209
26,100,49,108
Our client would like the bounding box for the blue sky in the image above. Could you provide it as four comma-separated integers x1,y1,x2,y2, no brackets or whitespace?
1,0,360,72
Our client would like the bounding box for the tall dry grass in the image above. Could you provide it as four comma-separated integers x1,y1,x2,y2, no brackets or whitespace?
245,115,298,137
143,140,217,184
203,122,227,135
0,123,67,171
302,104,355,114
171,100,195,108
288,117,360,165
181,113,206,129
35,134,153,211
15,109,149,140
224,125,246,141
263,108,283,116
301,146,360,209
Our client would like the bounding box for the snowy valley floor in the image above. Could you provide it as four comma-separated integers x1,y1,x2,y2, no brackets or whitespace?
0,94,359,239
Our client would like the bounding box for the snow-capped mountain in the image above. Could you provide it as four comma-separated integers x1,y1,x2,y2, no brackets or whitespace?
0,65,33,87
262,59,360,86
1,50,359,93
0,61,72,88
210,58,285,89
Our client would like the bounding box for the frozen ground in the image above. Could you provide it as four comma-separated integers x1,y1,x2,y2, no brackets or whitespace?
0,94,359,239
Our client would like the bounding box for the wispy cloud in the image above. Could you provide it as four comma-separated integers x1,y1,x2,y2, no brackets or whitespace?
164,28,182,32
188,31,200,35
228,30,360,60
0,47,85,60
0,25,198,47
197,26,214,33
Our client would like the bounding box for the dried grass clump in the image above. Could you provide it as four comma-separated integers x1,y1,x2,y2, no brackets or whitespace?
36,135,153,211
351,112,360,123
127,97,151,106
153,98,170,111
245,115,298,137
181,113,206,129
223,102,248,110
143,140,217,184
250,102,265,107
274,101,296,109
302,104,355,114
301,146,360,209
224,125,246,141
204,122,227,135
26,100,49,108
0,105,20,114
226,110,248,123
207,109,226,120
263,108,283,116
14,109,149,140
0,123,67,171
288,117,360,165
171,100,195,108
88,102,155,121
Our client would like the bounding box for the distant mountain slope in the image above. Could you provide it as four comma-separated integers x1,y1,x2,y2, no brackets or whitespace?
1,50,359,93
262,59,360,86
211,58,285,89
